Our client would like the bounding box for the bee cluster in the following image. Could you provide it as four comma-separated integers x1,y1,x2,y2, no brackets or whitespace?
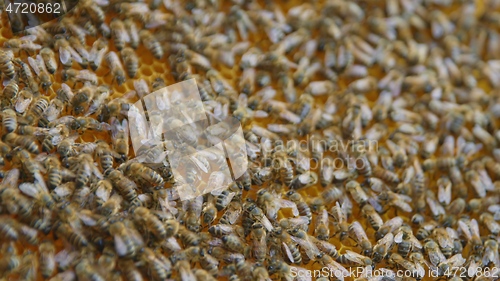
1,0,500,280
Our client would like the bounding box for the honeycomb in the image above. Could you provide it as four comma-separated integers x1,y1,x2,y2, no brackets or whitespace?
0,0,498,280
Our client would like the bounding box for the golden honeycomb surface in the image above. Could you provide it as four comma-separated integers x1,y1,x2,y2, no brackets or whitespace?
0,0,498,280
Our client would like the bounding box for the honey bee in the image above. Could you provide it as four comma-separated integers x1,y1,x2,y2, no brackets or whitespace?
348,221,373,256
0,50,15,79
75,258,105,281
140,30,163,59
372,165,400,184
314,208,330,241
111,118,129,162
17,250,38,281
88,38,108,71
372,232,394,264
122,19,139,48
83,86,108,116
138,248,172,280
423,155,467,172
329,201,349,241
271,227,302,264
94,140,118,171
175,260,196,281
0,217,19,240
117,259,143,281
394,225,423,258
62,69,99,86
121,162,164,187
0,242,20,275
132,207,167,241
200,195,217,226
70,84,95,115
68,36,90,69
109,19,129,51
243,201,273,232
4,35,42,55
2,109,18,134
378,190,413,213
376,216,404,240
249,223,267,263
18,181,55,210
3,133,40,154
290,171,318,190
121,47,138,78
256,188,299,220
389,253,425,280
458,218,483,254
465,170,487,198
362,204,384,231
3,79,19,105
219,200,243,225
105,51,126,85
317,253,350,279
53,35,81,69
39,241,56,278
345,180,368,205
480,213,500,235
109,219,140,258
105,169,138,202
177,225,202,247
285,190,312,222
15,59,39,96
424,238,447,268
54,221,88,248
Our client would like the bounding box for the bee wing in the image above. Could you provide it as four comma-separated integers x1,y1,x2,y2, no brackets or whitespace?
394,231,404,243
20,35,37,42
290,236,320,260
446,227,459,239
282,242,295,263
18,182,40,198
326,260,348,281
2,77,16,87
468,259,480,278
27,56,41,76
368,196,383,213
95,186,111,203
410,236,423,249
447,253,466,267
470,219,480,237
69,47,83,64
59,47,71,65
1,168,20,190
34,172,48,193
226,208,242,225
92,165,104,180
78,212,98,227
345,250,369,265
256,214,273,232
426,196,445,216
53,184,73,199
377,232,394,248
55,250,79,270
60,83,75,100
114,235,128,256
190,155,209,173
159,196,178,215
110,118,121,139
278,199,299,216
36,55,50,74
484,245,500,267
15,95,32,114
414,262,426,278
